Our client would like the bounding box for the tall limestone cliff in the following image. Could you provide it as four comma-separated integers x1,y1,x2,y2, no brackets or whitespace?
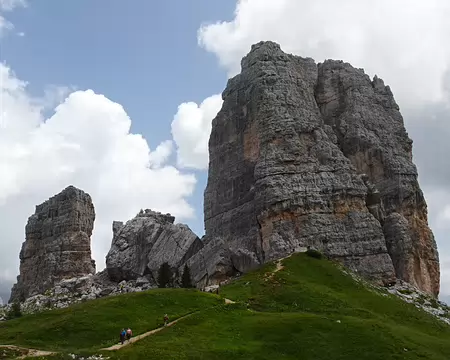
9,186,96,303
203,41,439,296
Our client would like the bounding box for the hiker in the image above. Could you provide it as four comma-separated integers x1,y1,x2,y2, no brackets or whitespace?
120,328,126,345
126,328,133,342
164,314,169,326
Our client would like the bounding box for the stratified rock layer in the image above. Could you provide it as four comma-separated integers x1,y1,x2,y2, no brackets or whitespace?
106,209,203,285
9,186,96,303
315,61,439,295
203,41,439,295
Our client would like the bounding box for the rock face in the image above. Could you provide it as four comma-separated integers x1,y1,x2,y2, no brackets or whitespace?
106,209,203,285
315,60,439,295
9,186,96,303
203,41,439,296
186,236,236,289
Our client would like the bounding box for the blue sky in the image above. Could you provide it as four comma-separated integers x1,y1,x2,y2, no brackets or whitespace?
1,0,235,237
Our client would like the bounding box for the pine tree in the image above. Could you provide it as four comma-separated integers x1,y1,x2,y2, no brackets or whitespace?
7,302,22,319
181,264,193,288
157,262,173,288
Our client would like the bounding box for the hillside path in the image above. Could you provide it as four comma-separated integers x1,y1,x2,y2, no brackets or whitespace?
0,344,55,358
274,258,285,273
266,255,291,280
101,313,194,351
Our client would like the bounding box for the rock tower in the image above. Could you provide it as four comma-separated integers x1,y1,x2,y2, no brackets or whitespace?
9,186,96,302
203,41,439,295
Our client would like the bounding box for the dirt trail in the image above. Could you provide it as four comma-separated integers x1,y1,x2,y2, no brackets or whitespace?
224,255,291,310
274,258,285,273
265,255,290,281
101,313,194,351
0,345,55,359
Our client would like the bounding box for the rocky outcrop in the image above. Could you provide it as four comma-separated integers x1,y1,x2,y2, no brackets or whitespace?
315,60,439,296
106,209,203,285
9,186,96,303
203,41,439,295
5,271,153,315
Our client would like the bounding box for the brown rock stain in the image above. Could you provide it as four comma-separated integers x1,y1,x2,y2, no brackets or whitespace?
333,198,367,220
243,122,260,161
259,211,300,255
407,209,440,296
348,151,385,182
271,138,283,145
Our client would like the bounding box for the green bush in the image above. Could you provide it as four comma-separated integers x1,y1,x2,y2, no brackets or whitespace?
305,248,323,259
6,302,22,320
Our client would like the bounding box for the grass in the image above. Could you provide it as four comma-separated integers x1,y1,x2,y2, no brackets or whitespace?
2,253,450,359
105,305,450,360
0,288,221,352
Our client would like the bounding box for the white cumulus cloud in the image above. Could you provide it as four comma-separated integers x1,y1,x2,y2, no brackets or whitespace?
0,63,197,291
198,0,450,108
171,94,223,170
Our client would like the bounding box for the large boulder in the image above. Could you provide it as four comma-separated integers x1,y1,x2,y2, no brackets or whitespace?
106,209,203,285
9,186,96,303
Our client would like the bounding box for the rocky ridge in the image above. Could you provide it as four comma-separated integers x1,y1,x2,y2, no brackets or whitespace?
340,266,450,326
3,272,153,315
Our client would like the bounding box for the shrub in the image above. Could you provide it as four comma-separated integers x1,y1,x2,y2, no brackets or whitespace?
398,289,413,295
306,248,323,259
6,302,22,319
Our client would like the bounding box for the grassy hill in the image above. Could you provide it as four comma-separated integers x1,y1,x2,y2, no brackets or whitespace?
1,253,449,359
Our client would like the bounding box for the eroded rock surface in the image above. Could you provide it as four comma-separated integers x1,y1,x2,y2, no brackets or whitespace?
315,60,439,295
203,41,439,295
106,209,203,285
9,186,96,303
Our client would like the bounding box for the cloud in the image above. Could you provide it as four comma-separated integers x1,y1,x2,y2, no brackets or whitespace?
0,63,197,293
198,0,450,108
189,0,450,300
0,0,26,11
0,0,25,36
171,94,223,170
